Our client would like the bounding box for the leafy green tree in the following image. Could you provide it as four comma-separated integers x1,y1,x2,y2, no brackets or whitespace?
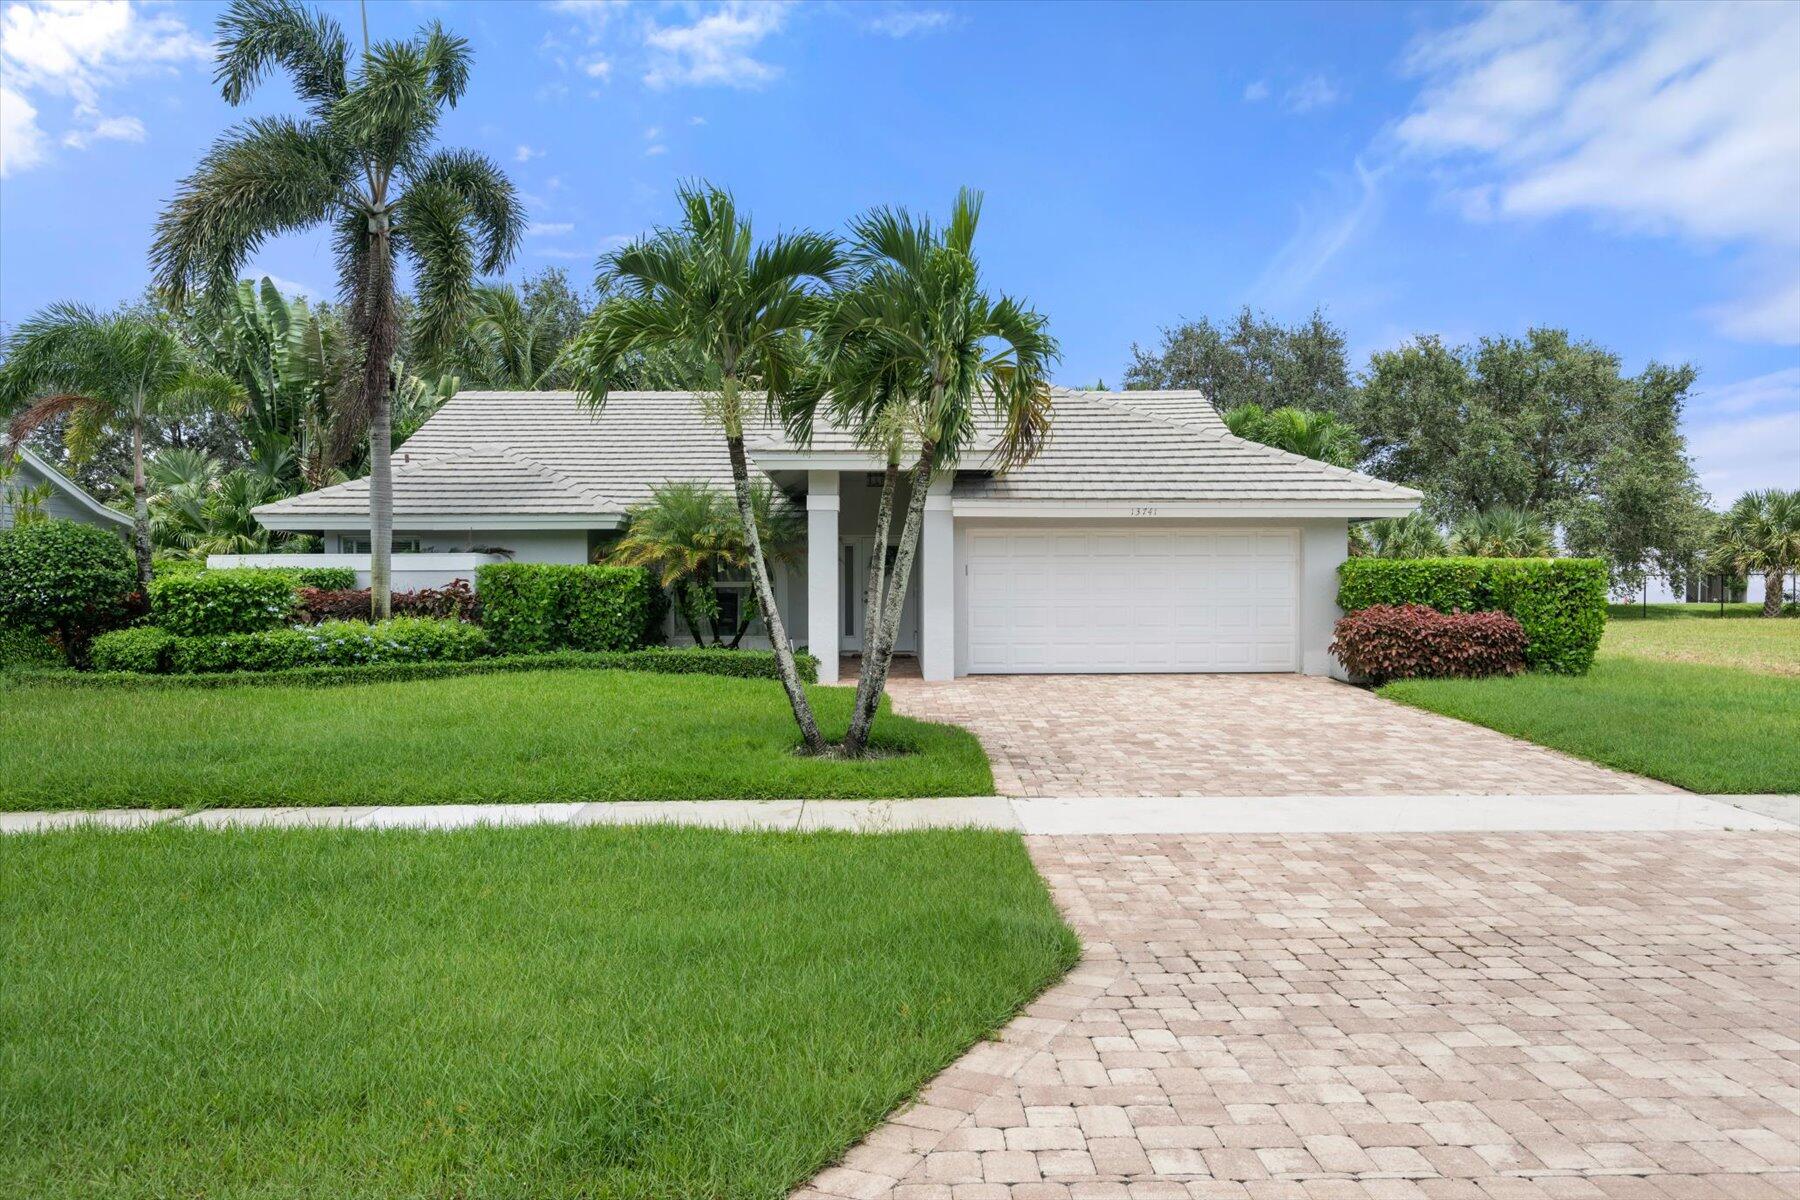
1,304,240,585
1448,507,1554,558
1222,403,1360,468
1125,307,1356,419
565,182,840,752
1352,512,1447,559
151,0,523,617
1710,489,1799,618
803,189,1057,755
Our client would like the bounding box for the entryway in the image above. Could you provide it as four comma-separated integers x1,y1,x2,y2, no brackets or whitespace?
838,536,919,655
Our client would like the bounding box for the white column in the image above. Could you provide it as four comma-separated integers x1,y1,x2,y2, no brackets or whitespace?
806,470,840,684
919,476,955,681
1300,519,1351,677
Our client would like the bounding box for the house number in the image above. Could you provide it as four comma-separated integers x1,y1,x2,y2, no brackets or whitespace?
1130,507,1159,516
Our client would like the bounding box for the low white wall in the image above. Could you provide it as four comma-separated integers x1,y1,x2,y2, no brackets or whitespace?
206,552,509,591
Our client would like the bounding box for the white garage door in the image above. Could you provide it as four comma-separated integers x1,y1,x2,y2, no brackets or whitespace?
964,527,1299,673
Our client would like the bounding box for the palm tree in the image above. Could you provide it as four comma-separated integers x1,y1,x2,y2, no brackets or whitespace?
1354,511,1448,558
804,189,1057,755
1711,489,1799,617
564,182,841,753
151,0,522,617
451,284,559,389
1449,506,1554,558
1223,403,1360,469
0,304,240,585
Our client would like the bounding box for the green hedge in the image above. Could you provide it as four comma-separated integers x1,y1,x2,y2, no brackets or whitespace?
476,563,655,653
1338,557,1608,674
149,569,299,636
90,626,177,673
35,646,819,690
159,618,492,674
0,624,61,669
255,565,359,590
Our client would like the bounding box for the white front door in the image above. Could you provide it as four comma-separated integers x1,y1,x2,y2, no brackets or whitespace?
963,526,1300,673
840,537,919,654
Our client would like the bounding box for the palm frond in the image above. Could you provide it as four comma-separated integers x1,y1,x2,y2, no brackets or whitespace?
405,150,524,274
214,0,349,113
418,20,473,105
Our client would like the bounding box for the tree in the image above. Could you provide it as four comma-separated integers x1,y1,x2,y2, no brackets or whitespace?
608,480,802,646
151,0,523,618
564,182,840,753
0,519,138,666
1710,489,1799,618
1448,507,1554,558
803,189,1057,755
1352,512,1447,558
1222,403,1360,468
1124,307,1356,419
0,304,239,585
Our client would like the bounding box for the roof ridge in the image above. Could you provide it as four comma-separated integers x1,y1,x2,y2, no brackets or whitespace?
1084,390,1222,437
496,446,616,509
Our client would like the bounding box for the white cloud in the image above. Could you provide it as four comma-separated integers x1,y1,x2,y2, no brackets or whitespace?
0,0,207,176
528,222,575,236
688,115,706,125
1251,158,1385,306
1706,277,1800,347
864,7,953,38
643,1,788,89
514,144,544,162
1693,366,1800,417
644,143,667,156
1242,80,1270,103
1283,75,1342,114
1688,408,1800,506
581,55,612,79
1395,1,1800,343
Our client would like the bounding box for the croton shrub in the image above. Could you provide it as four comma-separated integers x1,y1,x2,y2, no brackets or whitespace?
296,579,479,623
1330,603,1528,685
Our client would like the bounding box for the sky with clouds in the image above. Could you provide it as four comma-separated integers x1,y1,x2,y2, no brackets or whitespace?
0,0,1794,503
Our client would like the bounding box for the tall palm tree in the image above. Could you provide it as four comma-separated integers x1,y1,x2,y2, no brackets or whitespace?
0,304,240,585
804,189,1057,755
1711,489,1799,617
151,0,522,617
1223,403,1361,469
565,183,841,752
1449,506,1555,558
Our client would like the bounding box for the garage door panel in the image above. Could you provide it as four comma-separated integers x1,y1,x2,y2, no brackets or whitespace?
964,525,1297,673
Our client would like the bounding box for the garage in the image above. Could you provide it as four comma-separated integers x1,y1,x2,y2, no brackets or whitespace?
962,526,1300,673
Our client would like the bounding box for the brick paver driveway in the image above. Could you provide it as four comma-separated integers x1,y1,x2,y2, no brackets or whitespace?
885,675,1675,796
801,832,1800,1199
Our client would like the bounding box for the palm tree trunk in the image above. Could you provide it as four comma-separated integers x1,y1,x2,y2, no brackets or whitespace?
844,450,932,755
674,584,709,646
846,461,897,742
130,417,153,588
360,210,400,621
726,432,825,753
1764,570,1786,617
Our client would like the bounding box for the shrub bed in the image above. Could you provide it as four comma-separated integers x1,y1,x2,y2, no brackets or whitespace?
477,563,655,653
90,627,178,673
1337,556,1607,674
37,646,819,689
296,579,479,623
1330,603,1527,685
0,519,140,666
155,618,492,674
149,569,299,636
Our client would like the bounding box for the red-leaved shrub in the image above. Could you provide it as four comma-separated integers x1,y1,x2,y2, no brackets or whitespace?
296,578,479,624
1330,603,1527,685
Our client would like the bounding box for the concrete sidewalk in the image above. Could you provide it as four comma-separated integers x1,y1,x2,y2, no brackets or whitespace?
2,793,1792,835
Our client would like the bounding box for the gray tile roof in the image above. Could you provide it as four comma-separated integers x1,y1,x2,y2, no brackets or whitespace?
255,387,1418,524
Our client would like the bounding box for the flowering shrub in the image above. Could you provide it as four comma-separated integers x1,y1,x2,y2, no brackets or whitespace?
295,579,479,623
0,518,139,665
159,617,491,675
1330,603,1527,685
150,569,298,636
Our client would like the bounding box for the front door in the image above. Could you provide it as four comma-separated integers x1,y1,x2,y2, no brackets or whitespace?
840,537,919,654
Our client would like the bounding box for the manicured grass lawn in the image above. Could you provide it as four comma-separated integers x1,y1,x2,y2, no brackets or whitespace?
1602,606,1798,675
0,824,1078,1200
0,669,993,811
1382,655,1799,794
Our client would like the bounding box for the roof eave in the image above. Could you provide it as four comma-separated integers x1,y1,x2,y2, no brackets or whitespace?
252,509,626,532
949,497,1423,519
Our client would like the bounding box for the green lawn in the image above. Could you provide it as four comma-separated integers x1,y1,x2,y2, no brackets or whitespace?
1602,606,1799,675
0,823,1078,1200
1381,654,1799,794
0,669,993,811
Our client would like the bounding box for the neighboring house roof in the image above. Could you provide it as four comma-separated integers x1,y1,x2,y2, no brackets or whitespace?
2,445,134,529
254,387,1419,529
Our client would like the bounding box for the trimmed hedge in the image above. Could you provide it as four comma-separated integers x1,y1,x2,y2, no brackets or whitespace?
35,646,819,690
476,563,655,653
1337,556,1608,674
1330,604,1527,685
0,519,140,666
149,569,298,636
0,624,61,669
261,565,359,590
90,626,178,673
161,618,492,675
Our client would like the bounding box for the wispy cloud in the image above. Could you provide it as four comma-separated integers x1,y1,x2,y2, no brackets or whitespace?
863,6,954,38
1242,80,1270,103
515,143,544,163
528,222,576,237
1251,158,1385,307
643,1,789,89
0,0,208,177
1282,75,1342,114
1395,1,1800,344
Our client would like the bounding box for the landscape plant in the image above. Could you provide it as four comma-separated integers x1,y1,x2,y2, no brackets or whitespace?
148,568,298,636
152,0,523,617
475,562,655,654
0,520,139,667
1222,403,1360,468
1330,603,1527,684
1448,506,1554,558
564,182,840,751
1708,488,1798,618
1352,511,1447,558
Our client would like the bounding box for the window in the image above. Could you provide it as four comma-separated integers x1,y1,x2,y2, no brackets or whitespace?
340,537,423,554
842,544,856,634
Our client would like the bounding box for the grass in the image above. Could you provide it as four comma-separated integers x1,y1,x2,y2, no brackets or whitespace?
0,669,992,811
1375,629,1800,798
0,823,1078,1200
1601,606,1798,675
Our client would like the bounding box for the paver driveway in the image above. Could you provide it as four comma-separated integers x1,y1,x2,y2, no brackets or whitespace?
800,832,1800,1199
885,675,1676,796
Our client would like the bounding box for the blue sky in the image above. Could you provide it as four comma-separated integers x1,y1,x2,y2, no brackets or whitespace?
2,0,1795,503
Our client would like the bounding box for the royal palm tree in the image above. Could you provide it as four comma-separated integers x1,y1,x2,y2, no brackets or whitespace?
0,303,239,585
1223,403,1360,469
1449,506,1554,558
1354,511,1447,558
151,0,523,617
803,189,1057,755
1711,489,1799,617
565,182,841,752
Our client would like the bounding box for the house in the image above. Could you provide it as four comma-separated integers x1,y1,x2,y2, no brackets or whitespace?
248,389,1422,681
0,445,134,536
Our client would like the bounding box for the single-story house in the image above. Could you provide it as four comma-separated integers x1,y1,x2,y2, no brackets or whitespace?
0,445,134,536
249,389,1422,681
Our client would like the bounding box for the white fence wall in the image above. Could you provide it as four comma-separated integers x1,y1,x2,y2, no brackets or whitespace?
206,552,509,591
